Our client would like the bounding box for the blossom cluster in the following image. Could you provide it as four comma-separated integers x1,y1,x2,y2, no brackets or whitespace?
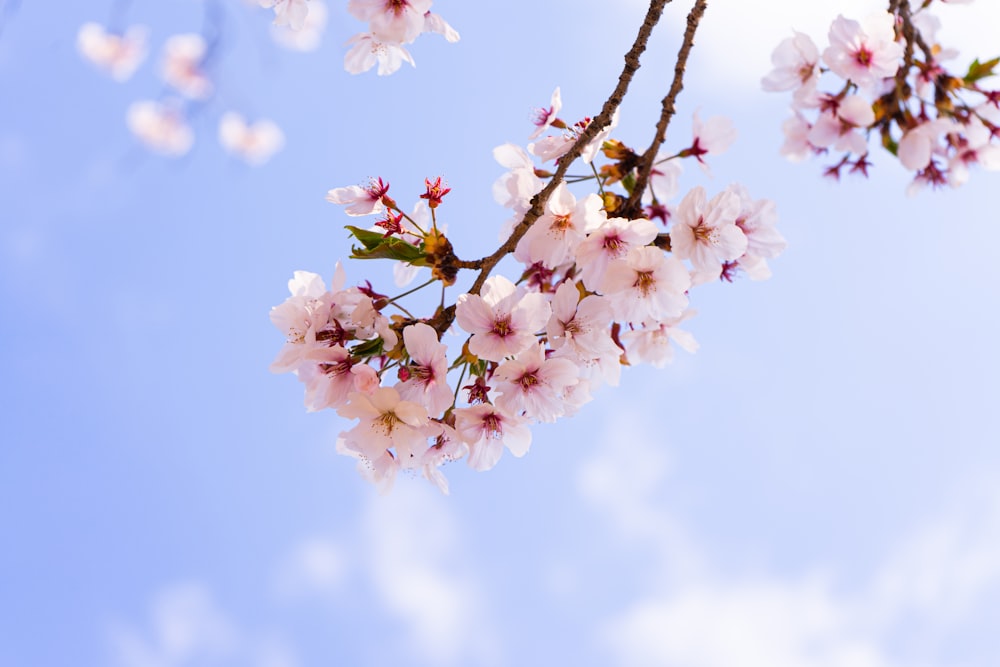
77,7,286,164
271,90,786,493
77,1,458,160
257,0,459,75
763,0,1000,192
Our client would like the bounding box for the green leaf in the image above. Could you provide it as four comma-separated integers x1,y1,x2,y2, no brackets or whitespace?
351,337,385,359
964,56,1000,84
345,226,428,264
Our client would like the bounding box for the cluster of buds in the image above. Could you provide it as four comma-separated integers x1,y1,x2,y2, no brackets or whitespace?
763,0,1000,192
271,90,786,493
77,5,285,164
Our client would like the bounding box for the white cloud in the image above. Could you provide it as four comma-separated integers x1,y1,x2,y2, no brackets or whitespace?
107,582,298,667
577,401,1000,667
675,0,1000,92
272,538,347,600
361,485,501,666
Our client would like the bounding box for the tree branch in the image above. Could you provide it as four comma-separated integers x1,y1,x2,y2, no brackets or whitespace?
464,0,674,298
623,0,708,219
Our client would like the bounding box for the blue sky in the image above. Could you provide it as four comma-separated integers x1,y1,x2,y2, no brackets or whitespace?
2,1,1000,666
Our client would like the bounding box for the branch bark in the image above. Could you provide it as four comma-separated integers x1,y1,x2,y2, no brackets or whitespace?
623,0,708,219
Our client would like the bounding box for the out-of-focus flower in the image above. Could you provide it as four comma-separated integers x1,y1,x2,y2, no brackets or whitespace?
126,100,194,157
218,112,285,166
260,0,310,31
271,0,326,50
344,32,415,76
77,22,148,82
161,33,213,99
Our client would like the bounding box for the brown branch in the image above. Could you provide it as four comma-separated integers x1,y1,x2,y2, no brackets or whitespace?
623,0,708,219
462,0,674,298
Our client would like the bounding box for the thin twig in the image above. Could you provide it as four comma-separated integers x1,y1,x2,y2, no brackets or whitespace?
464,0,674,298
623,0,708,219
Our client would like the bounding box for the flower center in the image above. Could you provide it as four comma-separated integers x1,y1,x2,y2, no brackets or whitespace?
492,314,513,338
634,270,656,296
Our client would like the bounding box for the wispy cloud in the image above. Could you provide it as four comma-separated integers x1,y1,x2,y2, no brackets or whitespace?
577,401,1000,667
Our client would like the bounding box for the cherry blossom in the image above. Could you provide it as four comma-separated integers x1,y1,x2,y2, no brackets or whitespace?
337,387,430,467
271,0,327,51
260,0,311,31
348,0,432,44
761,31,820,103
454,404,532,472
514,184,601,269
218,112,285,166
126,100,194,157
455,276,551,362
620,310,699,368
77,22,148,82
822,13,902,92
343,32,415,76
602,246,691,324
574,216,657,291
161,33,212,100
396,323,453,416
326,177,390,216
493,343,579,423
529,87,563,140
685,112,736,170
669,186,746,283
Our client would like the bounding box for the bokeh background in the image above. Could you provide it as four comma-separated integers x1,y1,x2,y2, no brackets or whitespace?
2,1,999,665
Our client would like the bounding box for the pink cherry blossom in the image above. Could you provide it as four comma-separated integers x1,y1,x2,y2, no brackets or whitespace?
396,323,453,416
728,184,786,281
546,281,614,358
326,177,390,216
419,422,469,494
454,404,532,472
947,117,1000,186
77,22,148,82
348,0,431,44
822,13,903,92
271,0,327,51
686,112,736,171
299,345,378,411
260,0,311,31
669,186,746,282
761,31,820,101
492,143,543,215
455,276,552,362
898,118,955,171
621,310,699,368
529,87,562,140
602,246,691,323
514,184,601,269
422,12,460,43
574,216,657,291
780,113,814,162
337,387,431,465
344,32,415,75
807,95,875,155
493,343,579,423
